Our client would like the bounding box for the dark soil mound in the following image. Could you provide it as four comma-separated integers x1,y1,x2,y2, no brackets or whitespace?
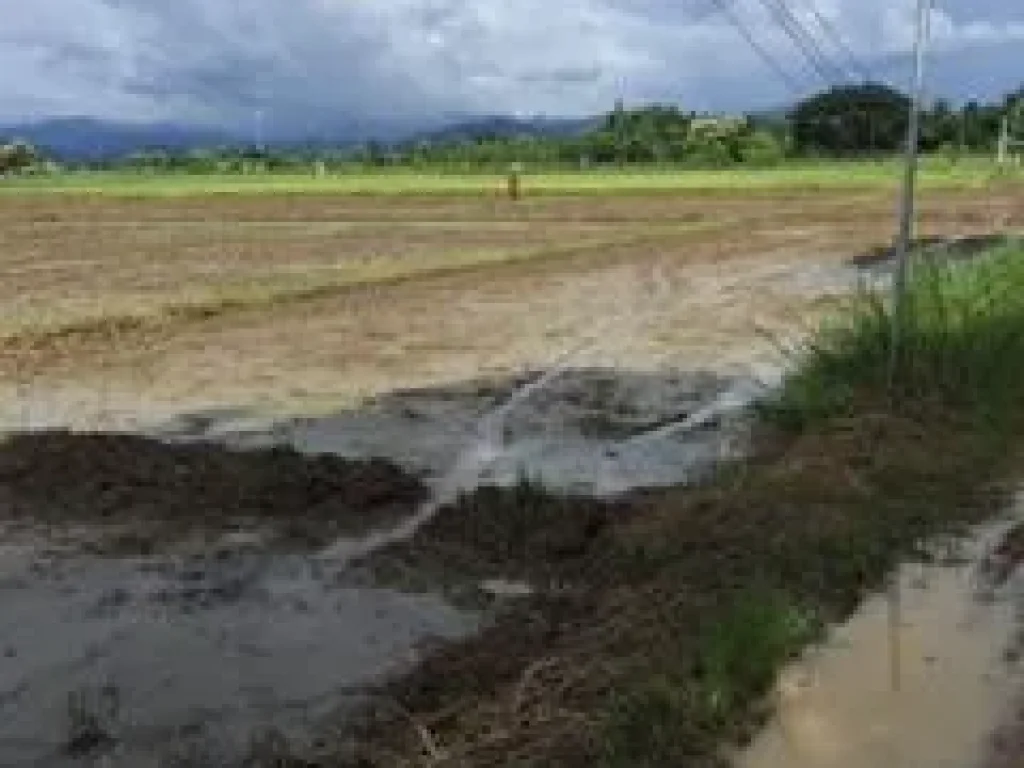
851,233,1013,269
353,478,639,603
0,431,426,553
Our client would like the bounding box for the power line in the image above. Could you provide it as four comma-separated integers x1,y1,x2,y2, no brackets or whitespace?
797,0,874,83
755,0,851,84
708,0,806,95
758,0,850,82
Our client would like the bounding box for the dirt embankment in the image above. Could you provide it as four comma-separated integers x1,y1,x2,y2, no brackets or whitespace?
0,431,425,555
328,404,1023,768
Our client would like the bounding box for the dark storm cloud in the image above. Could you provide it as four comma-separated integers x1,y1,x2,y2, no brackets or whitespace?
0,0,1021,125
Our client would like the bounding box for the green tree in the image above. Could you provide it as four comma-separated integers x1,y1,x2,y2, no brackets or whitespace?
921,98,959,151
790,83,911,155
737,130,786,165
0,140,39,174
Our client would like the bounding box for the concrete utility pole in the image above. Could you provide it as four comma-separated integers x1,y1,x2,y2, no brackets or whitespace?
959,109,968,156
613,98,627,168
892,0,932,317
996,113,1022,167
888,0,933,695
998,115,1010,166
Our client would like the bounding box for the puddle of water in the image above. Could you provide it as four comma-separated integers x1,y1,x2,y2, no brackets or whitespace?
0,541,475,766
735,519,1024,768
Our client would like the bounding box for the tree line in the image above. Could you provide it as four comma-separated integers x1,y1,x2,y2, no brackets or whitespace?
3,82,1021,175
788,82,1022,158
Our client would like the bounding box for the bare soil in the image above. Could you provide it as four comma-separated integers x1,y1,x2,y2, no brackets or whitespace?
0,189,1020,427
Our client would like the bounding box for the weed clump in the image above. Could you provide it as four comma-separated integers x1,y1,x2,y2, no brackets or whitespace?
601,590,819,767
764,238,1024,429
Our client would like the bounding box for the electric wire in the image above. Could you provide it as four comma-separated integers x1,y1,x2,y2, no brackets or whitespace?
707,0,806,95
798,0,874,83
755,0,851,84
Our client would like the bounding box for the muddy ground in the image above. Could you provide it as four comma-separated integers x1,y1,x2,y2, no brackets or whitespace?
0,366,756,766
0,188,1020,425
0,188,1021,765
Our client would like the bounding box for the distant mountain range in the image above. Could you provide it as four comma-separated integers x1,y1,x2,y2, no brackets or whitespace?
0,114,602,161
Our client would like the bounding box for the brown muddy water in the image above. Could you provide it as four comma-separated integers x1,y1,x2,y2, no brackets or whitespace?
735,509,1024,768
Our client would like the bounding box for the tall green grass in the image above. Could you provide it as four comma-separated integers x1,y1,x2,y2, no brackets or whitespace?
766,238,1024,429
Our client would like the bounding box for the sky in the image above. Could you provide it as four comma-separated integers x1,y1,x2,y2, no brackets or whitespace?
1,0,1021,129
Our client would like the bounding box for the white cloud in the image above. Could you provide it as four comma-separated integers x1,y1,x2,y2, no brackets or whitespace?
0,0,1020,126
879,2,1024,51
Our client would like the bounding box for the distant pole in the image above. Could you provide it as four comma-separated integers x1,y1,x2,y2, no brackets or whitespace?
255,109,265,152
890,0,933,383
507,162,523,201
998,115,1009,166
614,98,626,168
868,111,877,160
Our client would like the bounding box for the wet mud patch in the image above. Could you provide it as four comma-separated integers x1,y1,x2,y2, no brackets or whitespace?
981,520,1024,590
850,233,1017,271
987,698,1024,768
0,543,475,767
0,366,766,766
346,481,639,607
325,406,1024,767
0,431,426,555
213,367,756,497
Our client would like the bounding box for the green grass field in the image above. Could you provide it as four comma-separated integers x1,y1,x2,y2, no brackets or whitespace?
2,158,1019,198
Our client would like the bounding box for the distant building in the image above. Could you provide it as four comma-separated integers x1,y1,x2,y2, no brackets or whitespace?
689,117,744,138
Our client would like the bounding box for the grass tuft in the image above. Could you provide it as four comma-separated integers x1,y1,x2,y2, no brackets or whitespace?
763,238,1024,430
694,589,820,720
601,589,818,767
